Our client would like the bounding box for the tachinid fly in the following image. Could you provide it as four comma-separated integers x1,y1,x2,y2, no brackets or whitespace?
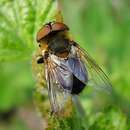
34,22,112,114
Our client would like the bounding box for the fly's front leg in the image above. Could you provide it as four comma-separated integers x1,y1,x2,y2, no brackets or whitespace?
36,51,49,64
36,55,44,64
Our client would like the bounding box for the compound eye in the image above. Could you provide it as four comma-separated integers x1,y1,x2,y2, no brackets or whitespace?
36,25,51,42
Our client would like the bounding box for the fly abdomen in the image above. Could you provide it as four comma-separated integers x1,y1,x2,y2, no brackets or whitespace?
71,75,86,94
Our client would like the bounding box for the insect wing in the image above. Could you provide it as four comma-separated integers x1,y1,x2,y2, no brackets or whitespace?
67,57,88,84
45,56,72,113
75,44,112,93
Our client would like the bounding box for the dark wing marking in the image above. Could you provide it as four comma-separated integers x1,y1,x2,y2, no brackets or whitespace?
73,43,112,93
45,56,72,113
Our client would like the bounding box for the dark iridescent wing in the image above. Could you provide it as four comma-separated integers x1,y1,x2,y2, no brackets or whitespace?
67,57,88,84
45,56,72,113
73,43,112,93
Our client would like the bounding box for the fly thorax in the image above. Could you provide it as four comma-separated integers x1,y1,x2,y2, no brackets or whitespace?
48,37,71,54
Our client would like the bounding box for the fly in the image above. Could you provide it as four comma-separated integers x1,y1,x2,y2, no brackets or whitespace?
34,22,112,114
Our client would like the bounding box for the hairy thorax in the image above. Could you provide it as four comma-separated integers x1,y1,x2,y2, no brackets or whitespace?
40,33,71,58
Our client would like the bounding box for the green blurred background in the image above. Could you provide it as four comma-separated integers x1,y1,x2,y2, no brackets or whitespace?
0,0,130,130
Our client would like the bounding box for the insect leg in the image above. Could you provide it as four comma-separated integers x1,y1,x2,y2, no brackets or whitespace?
36,55,44,64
